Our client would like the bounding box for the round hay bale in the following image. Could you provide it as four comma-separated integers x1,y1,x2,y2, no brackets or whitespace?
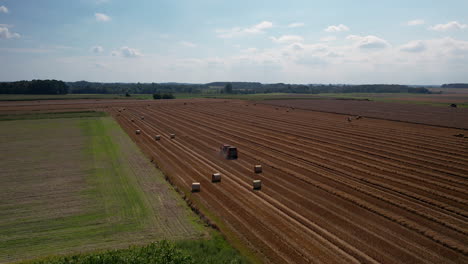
253,180,262,190
212,173,221,182
192,182,201,192
254,165,262,173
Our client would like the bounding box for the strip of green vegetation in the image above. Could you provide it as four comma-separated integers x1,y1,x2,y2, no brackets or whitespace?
175,233,249,264
80,117,151,234
188,92,468,107
18,241,191,264
0,117,152,258
17,234,248,264
0,116,205,262
0,94,153,101
0,111,107,121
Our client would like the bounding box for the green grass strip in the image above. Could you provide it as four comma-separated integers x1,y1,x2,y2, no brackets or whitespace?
17,235,249,264
0,111,107,121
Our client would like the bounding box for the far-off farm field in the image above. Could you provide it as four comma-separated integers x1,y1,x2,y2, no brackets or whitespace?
0,96,467,264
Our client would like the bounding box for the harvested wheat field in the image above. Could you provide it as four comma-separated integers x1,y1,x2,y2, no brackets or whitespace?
2,99,468,264
261,99,468,129
101,99,467,264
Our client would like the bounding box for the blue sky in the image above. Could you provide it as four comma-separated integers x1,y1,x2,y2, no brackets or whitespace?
1,0,468,84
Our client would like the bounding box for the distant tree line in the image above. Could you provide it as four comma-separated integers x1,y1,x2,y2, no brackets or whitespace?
0,80,68,94
67,81,203,94
0,80,432,95
441,83,468,88
67,81,430,94
213,83,430,94
153,92,175,99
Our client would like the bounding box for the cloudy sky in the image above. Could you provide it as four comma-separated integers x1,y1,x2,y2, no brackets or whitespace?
1,0,467,84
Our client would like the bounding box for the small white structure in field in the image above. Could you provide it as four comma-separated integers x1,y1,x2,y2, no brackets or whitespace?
135,129,141,135
192,182,201,192
170,133,176,139
212,173,221,182
254,165,262,173
155,135,161,140
253,180,262,190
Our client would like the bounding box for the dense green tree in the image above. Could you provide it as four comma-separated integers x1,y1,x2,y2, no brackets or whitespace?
224,83,233,94
0,80,68,94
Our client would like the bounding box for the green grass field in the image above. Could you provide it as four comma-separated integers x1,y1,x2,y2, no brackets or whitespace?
0,111,107,121
0,114,209,262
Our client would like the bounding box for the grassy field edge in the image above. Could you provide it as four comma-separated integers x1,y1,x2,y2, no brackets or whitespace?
0,111,107,121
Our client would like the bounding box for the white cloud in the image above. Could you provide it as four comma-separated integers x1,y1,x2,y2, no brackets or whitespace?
429,21,468,31
240,48,258,53
95,13,111,22
320,36,337,42
91,45,104,53
407,19,425,26
324,24,349,32
118,46,141,57
347,35,390,49
289,42,305,51
245,21,273,33
180,41,196,47
6,36,468,85
271,35,304,44
111,47,141,57
0,5,8,13
400,40,426,53
216,21,273,38
288,22,305,28
0,26,20,39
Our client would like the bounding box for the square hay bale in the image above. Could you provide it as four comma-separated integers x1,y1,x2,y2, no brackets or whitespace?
155,135,161,140
192,182,201,192
135,129,141,135
170,133,176,139
212,173,221,182
254,165,262,173
253,180,262,190
141,116,144,120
